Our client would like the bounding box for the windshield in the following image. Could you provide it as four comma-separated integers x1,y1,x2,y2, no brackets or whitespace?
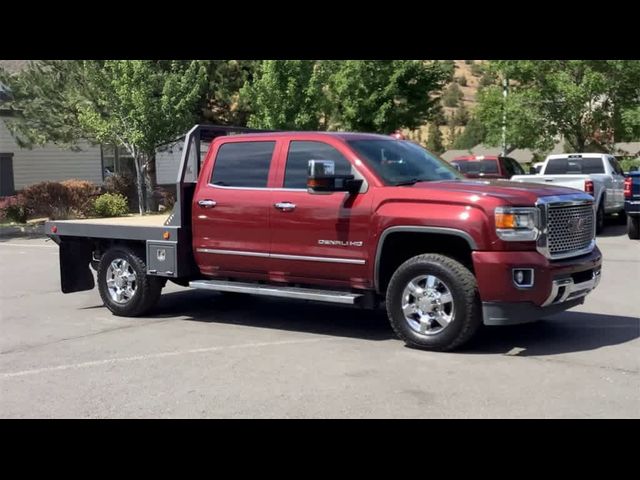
347,139,461,185
545,157,605,175
451,159,499,175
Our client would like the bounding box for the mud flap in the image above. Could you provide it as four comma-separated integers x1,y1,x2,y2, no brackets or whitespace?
60,239,95,293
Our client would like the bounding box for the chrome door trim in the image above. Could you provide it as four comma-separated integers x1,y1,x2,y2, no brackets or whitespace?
195,248,365,265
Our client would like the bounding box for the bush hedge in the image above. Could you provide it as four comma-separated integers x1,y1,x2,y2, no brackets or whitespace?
93,193,129,217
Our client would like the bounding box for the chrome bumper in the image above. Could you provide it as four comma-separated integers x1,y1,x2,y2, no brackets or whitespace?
542,269,601,307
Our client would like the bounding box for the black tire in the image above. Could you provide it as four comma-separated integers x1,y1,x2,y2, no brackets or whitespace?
616,209,627,224
385,254,482,351
628,215,640,240
596,201,605,234
97,246,163,317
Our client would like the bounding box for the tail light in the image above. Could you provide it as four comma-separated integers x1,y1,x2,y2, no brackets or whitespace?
584,179,594,195
625,177,632,199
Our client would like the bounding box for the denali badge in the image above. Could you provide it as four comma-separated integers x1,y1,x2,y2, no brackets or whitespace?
318,240,364,247
567,217,586,234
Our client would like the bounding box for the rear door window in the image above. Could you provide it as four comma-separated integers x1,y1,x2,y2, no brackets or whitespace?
545,157,605,175
210,141,276,188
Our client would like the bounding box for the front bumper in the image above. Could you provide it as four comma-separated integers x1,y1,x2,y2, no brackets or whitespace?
472,247,602,326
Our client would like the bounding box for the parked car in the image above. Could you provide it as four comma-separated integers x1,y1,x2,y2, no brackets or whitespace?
511,153,627,233
624,171,640,239
45,126,602,352
451,155,526,180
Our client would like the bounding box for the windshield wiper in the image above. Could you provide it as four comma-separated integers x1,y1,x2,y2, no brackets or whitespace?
393,178,431,186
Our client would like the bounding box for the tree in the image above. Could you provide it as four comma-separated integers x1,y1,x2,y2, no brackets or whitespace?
453,103,470,126
442,82,463,107
425,123,444,153
241,60,452,132
453,117,486,149
201,60,259,126
240,60,328,130
476,60,640,152
1,60,208,213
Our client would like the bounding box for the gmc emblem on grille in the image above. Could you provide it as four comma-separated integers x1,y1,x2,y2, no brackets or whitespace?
567,217,586,233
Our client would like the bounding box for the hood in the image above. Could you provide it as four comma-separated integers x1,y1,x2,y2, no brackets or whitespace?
405,179,585,205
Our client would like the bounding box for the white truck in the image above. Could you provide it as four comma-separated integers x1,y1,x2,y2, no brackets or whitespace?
512,153,626,233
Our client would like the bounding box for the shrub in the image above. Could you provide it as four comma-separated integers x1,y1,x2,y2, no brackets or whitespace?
0,195,30,223
620,157,640,172
20,179,99,220
464,60,473,65
153,186,176,211
93,193,129,217
456,75,468,87
479,72,497,87
442,83,464,108
104,173,137,211
470,62,484,77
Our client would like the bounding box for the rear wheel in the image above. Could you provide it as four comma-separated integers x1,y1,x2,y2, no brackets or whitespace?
596,201,605,234
385,254,482,351
97,247,163,316
628,215,640,240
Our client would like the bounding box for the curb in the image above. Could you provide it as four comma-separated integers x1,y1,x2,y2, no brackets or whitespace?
0,223,46,238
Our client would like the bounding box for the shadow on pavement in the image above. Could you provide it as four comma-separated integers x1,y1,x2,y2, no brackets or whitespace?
597,220,627,238
153,289,394,342
464,311,639,356
151,290,639,353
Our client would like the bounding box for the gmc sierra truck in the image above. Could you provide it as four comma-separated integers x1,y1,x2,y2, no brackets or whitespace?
511,153,627,233
46,125,602,351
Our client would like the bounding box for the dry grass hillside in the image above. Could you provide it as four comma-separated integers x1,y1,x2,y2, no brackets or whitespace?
406,60,487,147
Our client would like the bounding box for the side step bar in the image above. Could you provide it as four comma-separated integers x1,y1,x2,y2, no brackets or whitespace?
189,279,363,305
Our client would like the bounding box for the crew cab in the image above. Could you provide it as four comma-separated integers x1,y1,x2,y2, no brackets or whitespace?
451,155,526,180
625,172,640,239
45,125,602,351
511,153,627,233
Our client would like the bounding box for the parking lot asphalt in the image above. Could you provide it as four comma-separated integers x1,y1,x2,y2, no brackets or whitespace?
1,222,638,418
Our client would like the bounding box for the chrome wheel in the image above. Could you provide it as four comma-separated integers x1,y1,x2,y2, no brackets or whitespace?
106,258,137,304
401,274,455,335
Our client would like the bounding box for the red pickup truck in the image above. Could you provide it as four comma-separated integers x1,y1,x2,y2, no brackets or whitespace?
46,125,602,351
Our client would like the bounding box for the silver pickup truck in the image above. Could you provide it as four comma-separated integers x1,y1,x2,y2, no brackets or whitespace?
512,153,626,233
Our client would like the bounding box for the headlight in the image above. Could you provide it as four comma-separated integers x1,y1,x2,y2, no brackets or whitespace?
495,206,539,241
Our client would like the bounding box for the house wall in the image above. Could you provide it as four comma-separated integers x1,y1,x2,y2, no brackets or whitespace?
0,119,103,189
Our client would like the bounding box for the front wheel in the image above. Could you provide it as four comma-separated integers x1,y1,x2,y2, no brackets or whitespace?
628,215,640,240
97,247,163,316
385,254,482,351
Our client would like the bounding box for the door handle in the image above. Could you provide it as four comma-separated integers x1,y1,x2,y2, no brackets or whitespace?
274,202,296,212
198,199,217,208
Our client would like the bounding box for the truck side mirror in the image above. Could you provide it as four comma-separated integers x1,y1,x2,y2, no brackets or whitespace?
307,159,362,194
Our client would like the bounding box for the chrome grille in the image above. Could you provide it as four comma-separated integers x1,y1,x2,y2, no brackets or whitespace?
547,203,594,257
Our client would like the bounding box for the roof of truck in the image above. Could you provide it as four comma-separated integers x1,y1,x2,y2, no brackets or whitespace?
218,131,395,141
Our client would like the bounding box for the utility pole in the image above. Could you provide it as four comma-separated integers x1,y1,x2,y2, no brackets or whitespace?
501,75,508,157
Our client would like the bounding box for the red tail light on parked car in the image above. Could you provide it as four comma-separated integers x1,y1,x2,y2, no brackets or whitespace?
585,179,594,195
625,177,632,199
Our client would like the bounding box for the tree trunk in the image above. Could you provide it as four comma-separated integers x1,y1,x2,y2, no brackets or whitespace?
142,153,158,213
133,155,145,215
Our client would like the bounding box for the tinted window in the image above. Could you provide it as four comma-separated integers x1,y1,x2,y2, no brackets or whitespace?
284,141,352,189
211,141,275,188
502,157,525,177
348,139,460,185
452,159,499,175
608,157,624,176
545,157,605,175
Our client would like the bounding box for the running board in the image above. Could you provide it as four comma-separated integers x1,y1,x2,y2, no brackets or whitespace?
189,280,363,305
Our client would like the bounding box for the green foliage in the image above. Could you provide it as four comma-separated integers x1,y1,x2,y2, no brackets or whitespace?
104,173,137,211
478,60,640,152
479,72,497,88
456,75,468,87
0,60,208,213
93,193,129,217
442,82,464,107
433,107,447,126
453,117,486,149
425,123,444,153
0,195,29,223
620,157,640,172
470,62,484,77
453,104,470,126
242,60,452,132
20,180,99,220
202,60,259,126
